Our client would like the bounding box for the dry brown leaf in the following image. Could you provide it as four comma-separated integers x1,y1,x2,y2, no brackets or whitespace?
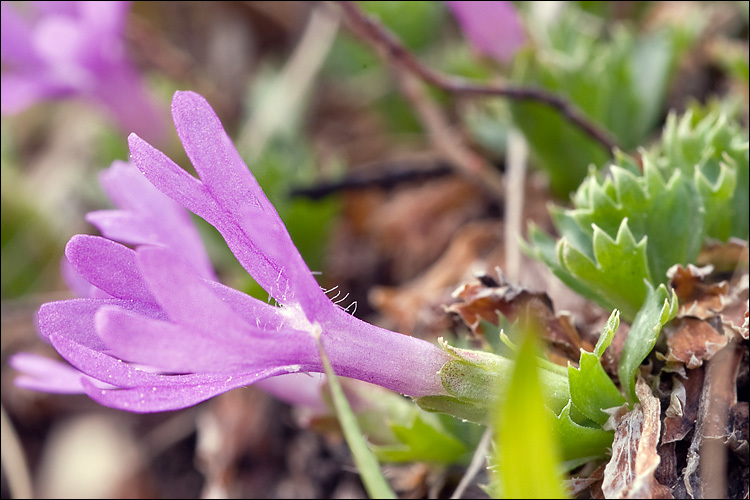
725,401,749,463
369,219,502,336
696,238,750,274
662,368,705,444
663,317,728,369
667,264,729,318
446,274,593,363
602,377,672,499
368,176,490,283
721,275,749,341
566,464,606,498
654,442,679,493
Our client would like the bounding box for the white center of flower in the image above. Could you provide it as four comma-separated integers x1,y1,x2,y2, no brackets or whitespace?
276,304,320,338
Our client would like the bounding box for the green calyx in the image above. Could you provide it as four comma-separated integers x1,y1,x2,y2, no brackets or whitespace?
415,340,572,425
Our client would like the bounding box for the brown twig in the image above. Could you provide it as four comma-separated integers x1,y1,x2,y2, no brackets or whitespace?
397,70,506,198
334,0,619,154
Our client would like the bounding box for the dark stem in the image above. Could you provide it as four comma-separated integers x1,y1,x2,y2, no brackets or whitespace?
288,162,454,200
334,0,619,154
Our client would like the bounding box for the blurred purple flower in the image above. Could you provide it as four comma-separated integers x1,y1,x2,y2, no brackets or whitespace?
0,1,167,143
11,91,451,413
445,0,525,64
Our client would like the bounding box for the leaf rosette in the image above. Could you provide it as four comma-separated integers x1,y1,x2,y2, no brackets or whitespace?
526,109,748,320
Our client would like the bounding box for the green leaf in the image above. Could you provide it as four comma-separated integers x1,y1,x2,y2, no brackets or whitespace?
509,4,692,196
617,284,678,403
568,311,626,426
552,401,616,468
560,219,651,320
523,224,606,313
415,394,495,424
490,325,569,499
695,160,736,242
525,107,748,319
315,332,396,499
371,411,469,463
568,161,705,284
658,108,749,241
642,166,704,280
594,308,620,358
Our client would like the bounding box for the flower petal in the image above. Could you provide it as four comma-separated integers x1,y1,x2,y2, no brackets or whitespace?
0,2,38,65
95,305,318,374
135,245,253,338
49,333,188,388
77,1,131,36
9,352,96,394
48,333,305,413
80,366,296,413
0,73,70,115
203,279,291,331
255,373,329,414
127,133,215,222
92,63,168,145
446,0,525,64
87,160,215,280
132,91,330,318
60,255,109,298
65,234,156,304
37,298,164,348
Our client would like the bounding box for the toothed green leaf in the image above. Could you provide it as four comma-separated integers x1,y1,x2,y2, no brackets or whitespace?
694,161,736,242
617,284,678,403
568,310,626,426
657,108,749,240
644,167,705,280
509,4,693,195
568,161,704,283
559,220,651,319
595,309,618,357
524,225,604,311
525,107,747,320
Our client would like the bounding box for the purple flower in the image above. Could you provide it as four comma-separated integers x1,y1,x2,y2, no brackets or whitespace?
445,1,525,64
1,1,167,144
11,90,451,413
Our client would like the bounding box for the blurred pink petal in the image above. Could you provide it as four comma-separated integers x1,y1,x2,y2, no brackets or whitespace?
1,1,167,143
446,0,525,63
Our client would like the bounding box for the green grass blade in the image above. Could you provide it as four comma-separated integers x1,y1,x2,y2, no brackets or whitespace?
491,324,569,499
314,331,397,499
